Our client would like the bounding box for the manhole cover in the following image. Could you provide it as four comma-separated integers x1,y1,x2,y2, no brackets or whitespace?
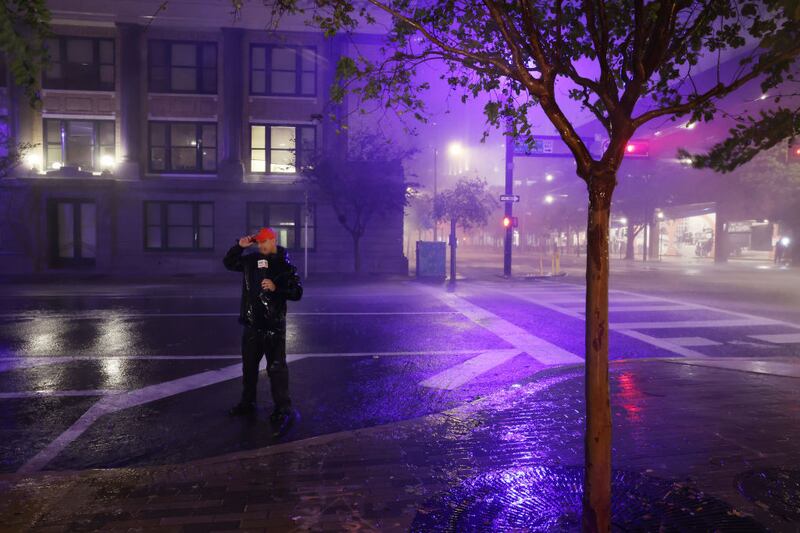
411,466,762,532
736,468,800,522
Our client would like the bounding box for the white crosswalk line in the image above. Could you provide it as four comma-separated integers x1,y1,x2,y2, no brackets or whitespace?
748,333,800,344
416,286,583,365
612,318,780,330
420,349,522,390
661,337,722,347
496,289,709,358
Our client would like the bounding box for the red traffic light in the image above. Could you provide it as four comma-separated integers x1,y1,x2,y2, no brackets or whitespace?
790,140,800,162
624,140,649,157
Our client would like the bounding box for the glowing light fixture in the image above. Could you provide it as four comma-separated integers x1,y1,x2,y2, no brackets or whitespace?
544,195,555,204
447,141,464,158
24,153,42,170
545,173,554,182
100,154,116,170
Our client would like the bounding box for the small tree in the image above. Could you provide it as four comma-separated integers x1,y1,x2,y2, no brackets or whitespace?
433,177,497,283
261,1,800,529
304,130,415,273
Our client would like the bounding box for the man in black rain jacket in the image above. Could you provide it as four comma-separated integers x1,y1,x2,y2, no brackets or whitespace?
223,227,303,433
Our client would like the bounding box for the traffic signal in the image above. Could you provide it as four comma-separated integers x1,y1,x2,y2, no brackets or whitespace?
502,216,519,228
624,140,650,158
789,139,800,163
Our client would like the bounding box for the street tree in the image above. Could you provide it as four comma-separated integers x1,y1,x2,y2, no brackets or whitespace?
0,0,51,108
433,177,497,283
261,1,800,529
303,129,415,273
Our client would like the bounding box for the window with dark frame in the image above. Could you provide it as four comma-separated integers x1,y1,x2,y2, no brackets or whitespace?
43,36,115,91
43,119,115,173
250,124,316,174
149,40,217,94
250,44,316,96
144,201,214,250
149,122,217,173
246,202,315,251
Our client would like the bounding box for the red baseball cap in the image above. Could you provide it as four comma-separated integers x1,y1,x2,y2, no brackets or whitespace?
254,227,276,242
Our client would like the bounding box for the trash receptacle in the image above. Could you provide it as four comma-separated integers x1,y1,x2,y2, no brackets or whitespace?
416,241,446,280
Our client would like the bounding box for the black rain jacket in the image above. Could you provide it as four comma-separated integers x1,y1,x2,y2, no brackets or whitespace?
223,242,303,333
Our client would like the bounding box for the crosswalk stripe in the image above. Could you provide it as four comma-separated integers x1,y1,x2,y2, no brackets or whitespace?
748,333,800,344
419,349,522,390
416,286,583,365
612,318,779,330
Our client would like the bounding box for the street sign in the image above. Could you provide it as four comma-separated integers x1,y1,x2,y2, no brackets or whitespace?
514,135,597,158
500,194,520,202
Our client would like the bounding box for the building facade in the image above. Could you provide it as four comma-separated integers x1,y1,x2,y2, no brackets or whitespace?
0,3,407,276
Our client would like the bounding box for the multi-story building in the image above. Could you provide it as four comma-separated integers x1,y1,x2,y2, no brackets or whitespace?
0,1,407,276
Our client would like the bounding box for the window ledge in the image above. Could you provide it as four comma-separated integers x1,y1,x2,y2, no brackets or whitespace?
148,93,219,100
42,89,116,96
145,173,219,179
249,95,318,102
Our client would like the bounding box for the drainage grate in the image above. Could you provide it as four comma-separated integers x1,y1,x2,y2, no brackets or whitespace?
412,466,763,532
736,468,800,523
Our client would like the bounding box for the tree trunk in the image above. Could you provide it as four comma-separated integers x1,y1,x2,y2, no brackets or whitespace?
583,177,614,533
624,218,635,260
353,234,361,273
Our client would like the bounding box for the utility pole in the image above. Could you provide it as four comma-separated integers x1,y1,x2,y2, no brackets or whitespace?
503,119,514,277
433,147,438,241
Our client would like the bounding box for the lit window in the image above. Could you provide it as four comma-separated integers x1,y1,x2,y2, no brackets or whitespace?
43,119,115,172
249,124,316,174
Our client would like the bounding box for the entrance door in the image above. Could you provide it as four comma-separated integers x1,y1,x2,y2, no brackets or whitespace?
49,199,97,267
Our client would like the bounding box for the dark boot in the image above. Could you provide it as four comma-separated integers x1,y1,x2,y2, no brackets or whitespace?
228,401,256,416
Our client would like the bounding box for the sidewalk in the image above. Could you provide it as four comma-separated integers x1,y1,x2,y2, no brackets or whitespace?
2,359,799,532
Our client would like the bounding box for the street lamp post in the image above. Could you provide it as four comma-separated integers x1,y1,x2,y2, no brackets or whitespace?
503,120,514,277
433,147,438,241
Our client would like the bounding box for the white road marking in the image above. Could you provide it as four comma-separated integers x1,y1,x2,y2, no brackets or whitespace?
749,333,800,344
615,330,708,358
17,355,309,473
420,349,522,390
0,390,114,399
563,304,699,313
492,287,709,359
0,311,458,320
612,318,780,330
0,349,488,370
662,337,723,347
416,286,583,366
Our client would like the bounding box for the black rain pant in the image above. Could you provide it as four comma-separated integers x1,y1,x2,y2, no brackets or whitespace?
240,325,291,411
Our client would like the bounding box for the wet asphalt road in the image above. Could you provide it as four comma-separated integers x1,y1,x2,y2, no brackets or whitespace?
1,272,799,473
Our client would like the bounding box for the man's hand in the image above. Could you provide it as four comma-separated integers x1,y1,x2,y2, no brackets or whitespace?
239,235,254,248
261,279,276,292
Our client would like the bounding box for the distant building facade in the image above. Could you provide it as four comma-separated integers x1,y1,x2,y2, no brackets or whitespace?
0,1,407,276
